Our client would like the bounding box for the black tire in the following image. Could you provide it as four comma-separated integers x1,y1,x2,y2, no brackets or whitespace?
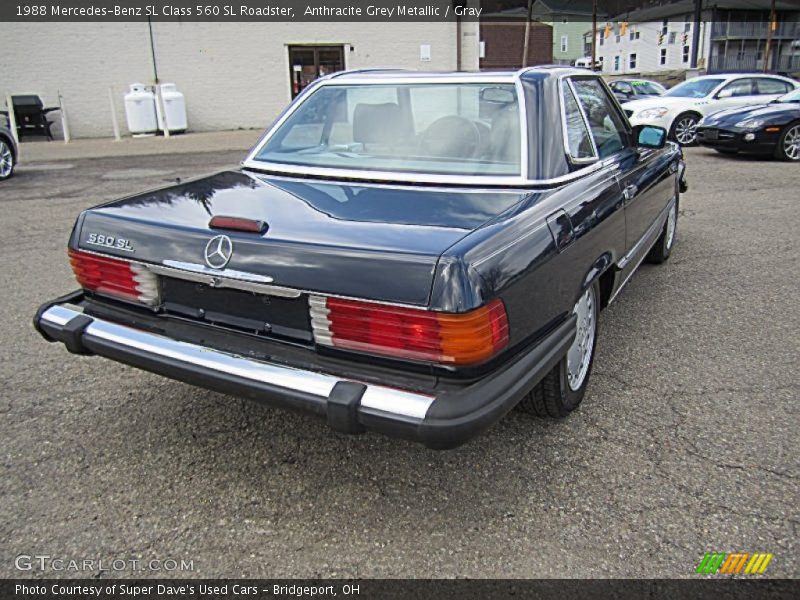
0,138,15,181
669,113,700,146
517,280,600,418
773,122,800,162
646,199,678,264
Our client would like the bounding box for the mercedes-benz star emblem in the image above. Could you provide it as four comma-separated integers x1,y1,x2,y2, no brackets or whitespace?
204,235,233,269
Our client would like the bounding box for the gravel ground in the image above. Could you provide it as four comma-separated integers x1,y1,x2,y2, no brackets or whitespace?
0,147,797,579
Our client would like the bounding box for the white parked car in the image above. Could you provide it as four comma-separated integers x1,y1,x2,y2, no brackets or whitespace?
622,73,799,145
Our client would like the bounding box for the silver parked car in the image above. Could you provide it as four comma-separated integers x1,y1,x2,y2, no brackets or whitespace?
0,123,18,180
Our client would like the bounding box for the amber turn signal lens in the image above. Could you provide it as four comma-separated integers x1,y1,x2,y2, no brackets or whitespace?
309,296,509,366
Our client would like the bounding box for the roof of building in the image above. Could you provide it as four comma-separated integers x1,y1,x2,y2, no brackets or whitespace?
483,0,601,19
613,0,800,21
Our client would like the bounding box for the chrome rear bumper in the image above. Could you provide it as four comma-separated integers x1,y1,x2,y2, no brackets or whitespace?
34,293,575,448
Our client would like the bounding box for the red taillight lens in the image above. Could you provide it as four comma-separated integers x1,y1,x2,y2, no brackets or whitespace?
68,249,159,306
309,296,509,365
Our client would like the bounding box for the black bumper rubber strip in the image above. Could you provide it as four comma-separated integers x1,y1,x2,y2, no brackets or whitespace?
61,314,94,355
327,381,367,434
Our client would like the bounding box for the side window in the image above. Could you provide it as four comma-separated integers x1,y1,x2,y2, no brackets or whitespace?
570,78,629,159
756,78,791,95
720,78,756,97
562,82,596,161
616,82,633,96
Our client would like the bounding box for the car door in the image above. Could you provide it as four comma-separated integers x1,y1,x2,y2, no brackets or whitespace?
712,77,763,113
754,77,795,102
569,77,673,260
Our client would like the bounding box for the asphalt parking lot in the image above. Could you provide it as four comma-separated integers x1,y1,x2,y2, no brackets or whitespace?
0,145,797,579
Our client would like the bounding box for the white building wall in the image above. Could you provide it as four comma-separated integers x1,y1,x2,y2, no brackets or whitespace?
595,15,712,76
0,21,479,138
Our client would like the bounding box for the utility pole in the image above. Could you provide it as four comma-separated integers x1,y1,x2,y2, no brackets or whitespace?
522,0,534,67
592,0,597,71
764,0,776,72
690,0,703,69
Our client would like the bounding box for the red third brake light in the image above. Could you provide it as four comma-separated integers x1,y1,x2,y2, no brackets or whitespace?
209,216,268,234
309,296,509,365
68,249,159,306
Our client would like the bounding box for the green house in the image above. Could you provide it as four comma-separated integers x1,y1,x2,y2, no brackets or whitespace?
530,0,600,64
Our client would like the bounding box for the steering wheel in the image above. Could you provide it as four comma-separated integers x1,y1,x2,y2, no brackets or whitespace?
418,116,481,159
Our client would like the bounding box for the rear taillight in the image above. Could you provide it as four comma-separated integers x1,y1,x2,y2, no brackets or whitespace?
309,295,509,365
68,249,159,306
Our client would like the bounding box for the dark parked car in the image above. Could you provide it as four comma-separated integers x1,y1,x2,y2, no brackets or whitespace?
0,122,18,180
696,87,800,161
34,67,687,448
609,79,666,103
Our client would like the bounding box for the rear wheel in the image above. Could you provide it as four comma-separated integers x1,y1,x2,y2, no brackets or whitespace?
670,113,699,146
0,139,14,180
774,122,800,162
517,281,599,418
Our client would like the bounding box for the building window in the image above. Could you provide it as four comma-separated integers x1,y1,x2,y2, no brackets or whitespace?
629,53,637,69
661,19,668,35
614,55,620,71
561,35,568,53
629,29,640,41
599,35,604,46
615,34,621,43
668,32,677,44
684,22,691,33
682,45,690,63
660,48,667,65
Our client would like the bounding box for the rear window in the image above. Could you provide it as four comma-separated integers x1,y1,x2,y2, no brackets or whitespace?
254,83,522,177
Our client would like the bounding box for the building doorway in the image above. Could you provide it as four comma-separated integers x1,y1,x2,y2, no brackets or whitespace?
288,45,345,98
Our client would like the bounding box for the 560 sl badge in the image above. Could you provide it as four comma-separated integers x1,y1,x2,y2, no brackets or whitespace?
85,233,135,253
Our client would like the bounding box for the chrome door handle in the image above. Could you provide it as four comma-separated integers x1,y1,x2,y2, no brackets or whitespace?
622,185,637,202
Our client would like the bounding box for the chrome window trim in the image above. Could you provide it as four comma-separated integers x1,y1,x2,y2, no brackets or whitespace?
559,76,599,165
242,74,529,186
243,159,606,189
245,170,533,194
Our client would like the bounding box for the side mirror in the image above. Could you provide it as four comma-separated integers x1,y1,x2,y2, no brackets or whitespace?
480,87,515,104
716,89,734,99
633,125,667,149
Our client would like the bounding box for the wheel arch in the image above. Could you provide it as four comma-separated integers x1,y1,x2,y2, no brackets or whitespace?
0,133,16,160
669,109,703,132
580,252,615,310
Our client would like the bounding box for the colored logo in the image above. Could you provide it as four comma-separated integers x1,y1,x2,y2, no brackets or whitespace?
696,552,774,575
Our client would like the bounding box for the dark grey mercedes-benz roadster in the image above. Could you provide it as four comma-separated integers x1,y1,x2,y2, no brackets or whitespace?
35,67,687,448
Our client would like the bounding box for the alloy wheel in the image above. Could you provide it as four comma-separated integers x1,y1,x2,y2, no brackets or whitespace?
0,141,13,179
674,116,698,145
783,125,800,161
566,286,597,392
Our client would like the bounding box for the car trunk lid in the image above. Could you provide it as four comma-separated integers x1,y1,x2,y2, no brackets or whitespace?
77,171,530,307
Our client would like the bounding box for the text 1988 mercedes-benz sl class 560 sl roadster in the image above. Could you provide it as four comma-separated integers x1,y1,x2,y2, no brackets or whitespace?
35,67,687,449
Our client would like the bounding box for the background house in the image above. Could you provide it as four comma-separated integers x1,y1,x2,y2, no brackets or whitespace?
596,0,800,78
0,20,480,139
531,0,603,65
